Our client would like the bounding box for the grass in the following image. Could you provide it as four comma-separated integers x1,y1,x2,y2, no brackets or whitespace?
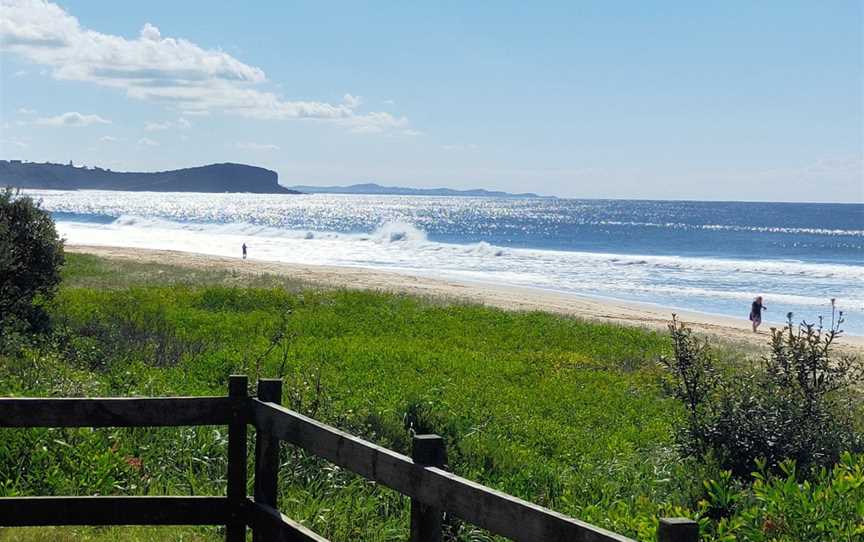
1,253,860,541
59,252,312,291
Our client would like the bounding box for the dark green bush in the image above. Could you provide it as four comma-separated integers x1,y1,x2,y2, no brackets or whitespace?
659,315,719,458
661,312,863,479
0,188,65,333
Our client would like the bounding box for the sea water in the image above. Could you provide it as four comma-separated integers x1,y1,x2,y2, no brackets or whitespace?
25,190,864,334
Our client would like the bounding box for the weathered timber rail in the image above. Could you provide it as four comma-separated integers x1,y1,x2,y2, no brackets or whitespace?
0,376,699,541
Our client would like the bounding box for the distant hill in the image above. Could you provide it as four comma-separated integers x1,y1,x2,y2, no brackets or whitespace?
286,182,550,198
0,160,298,194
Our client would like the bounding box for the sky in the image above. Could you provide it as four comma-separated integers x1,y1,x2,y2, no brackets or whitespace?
0,0,862,202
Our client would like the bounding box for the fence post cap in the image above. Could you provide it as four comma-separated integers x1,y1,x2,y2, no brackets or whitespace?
228,375,248,396
256,379,282,403
658,517,699,542
412,434,446,466
660,518,697,525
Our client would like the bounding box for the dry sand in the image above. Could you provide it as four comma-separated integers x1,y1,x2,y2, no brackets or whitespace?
68,244,864,353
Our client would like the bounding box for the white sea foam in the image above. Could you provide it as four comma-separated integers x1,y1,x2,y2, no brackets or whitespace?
370,221,427,243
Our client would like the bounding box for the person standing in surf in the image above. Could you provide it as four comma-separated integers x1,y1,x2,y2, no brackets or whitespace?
749,296,766,332
242,243,247,260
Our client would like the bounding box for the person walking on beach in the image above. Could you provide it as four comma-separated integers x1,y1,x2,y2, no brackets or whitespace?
749,296,766,332
242,243,247,260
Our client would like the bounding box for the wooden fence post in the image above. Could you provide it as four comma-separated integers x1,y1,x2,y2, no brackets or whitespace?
226,375,248,542
410,434,446,542
657,517,699,542
253,378,282,542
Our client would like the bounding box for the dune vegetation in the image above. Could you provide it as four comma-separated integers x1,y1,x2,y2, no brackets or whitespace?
1,253,862,541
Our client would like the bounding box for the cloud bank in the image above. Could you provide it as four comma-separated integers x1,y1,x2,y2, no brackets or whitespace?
0,0,408,132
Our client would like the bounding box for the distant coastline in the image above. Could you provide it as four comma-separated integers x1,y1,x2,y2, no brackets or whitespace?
0,160,297,194
2,161,553,198
286,182,552,198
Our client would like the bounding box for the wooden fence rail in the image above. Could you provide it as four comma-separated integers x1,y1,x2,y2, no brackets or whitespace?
0,375,699,541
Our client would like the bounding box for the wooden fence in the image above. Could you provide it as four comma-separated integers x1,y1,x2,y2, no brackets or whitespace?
0,376,699,541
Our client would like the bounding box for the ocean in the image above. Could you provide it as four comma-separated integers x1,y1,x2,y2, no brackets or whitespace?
25,189,864,335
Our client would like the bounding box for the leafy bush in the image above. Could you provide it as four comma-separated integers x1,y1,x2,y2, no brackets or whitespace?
661,312,864,479
0,188,65,333
660,315,719,458
702,453,864,542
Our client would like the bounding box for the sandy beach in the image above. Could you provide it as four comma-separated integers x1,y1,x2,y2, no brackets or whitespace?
68,244,864,352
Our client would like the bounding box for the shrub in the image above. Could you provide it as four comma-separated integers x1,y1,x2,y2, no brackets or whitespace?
702,453,864,542
660,315,719,457
0,188,65,333
661,312,863,479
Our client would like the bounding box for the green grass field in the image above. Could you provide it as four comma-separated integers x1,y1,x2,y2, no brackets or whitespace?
1,254,861,541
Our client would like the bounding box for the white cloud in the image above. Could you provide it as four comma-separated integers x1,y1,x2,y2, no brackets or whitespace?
0,0,411,133
343,111,409,134
144,121,171,131
402,129,423,136
35,111,111,126
145,117,192,131
17,107,36,114
99,135,119,142
236,141,279,151
343,94,362,109
137,137,159,146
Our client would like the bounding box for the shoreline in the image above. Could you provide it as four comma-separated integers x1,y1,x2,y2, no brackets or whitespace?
66,244,864,352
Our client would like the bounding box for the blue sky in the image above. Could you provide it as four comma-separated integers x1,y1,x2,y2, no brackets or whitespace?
1,0,861,202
